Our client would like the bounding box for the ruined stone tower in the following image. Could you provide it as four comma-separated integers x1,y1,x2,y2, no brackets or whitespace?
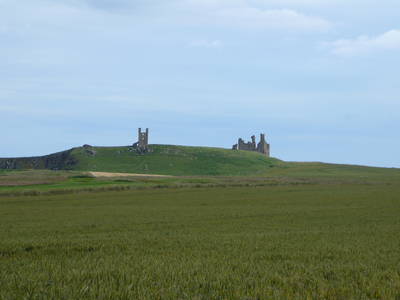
133,128,149,153
232,133,270,157
256,133,270,156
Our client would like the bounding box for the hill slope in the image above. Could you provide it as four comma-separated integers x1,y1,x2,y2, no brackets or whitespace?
2,144,399,179
0,145,282,176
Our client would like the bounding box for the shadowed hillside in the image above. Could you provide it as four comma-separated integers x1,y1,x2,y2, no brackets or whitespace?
0,149,77,170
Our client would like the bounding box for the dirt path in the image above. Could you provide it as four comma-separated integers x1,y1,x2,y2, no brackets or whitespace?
89,172,172,178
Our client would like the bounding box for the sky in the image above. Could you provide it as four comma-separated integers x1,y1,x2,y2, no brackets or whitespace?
1,0,399,167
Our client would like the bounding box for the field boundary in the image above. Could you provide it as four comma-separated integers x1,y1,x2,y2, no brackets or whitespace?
0,180,314,197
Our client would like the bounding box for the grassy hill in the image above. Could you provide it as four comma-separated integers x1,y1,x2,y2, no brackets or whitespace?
1,144,399,179
71,145,284,176
0,145,282,176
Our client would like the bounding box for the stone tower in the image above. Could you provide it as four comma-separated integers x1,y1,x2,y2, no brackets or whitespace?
133,128,149,153
257,133,270,157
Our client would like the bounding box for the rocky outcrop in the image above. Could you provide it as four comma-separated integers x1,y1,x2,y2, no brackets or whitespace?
0,149,78,170
83,145,96,156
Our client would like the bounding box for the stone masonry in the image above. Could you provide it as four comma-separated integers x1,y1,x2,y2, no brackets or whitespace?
133,128,149,153
232,133,270,157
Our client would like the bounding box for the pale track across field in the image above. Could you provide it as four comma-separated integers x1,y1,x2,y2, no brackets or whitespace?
89,171,172,178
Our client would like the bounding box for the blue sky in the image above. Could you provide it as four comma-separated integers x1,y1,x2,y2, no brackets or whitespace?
1,0,399,167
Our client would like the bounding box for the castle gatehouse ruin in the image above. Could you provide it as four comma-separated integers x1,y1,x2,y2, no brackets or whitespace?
232,133,270,157
133,128,149,153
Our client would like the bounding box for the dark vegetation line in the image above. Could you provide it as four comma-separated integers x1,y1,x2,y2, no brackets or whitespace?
0,175,389,197
0,180,313,197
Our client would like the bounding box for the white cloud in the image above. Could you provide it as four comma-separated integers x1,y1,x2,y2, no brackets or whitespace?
214,7,331,31
175,0,333,31
183,0,335,7
0,0,332,34
329,30,400,56
189,39,223,48
251,0,345,5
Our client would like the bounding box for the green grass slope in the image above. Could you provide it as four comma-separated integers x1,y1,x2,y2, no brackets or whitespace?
70,145,281,176
2,144,399,179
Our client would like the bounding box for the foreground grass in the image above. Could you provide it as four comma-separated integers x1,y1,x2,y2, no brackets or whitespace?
0,170,314,197
1,184,400,299
1,163,400,197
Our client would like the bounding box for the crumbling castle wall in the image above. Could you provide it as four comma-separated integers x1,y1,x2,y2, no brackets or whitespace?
232,133,270,157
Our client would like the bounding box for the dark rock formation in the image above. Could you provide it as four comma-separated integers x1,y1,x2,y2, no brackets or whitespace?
83,145,96,156
0,149,78,170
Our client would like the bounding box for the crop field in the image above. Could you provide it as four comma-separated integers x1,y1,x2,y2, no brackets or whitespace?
1,170,400,299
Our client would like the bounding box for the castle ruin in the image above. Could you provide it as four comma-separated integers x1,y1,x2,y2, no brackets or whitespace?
133,128,149,153
232,133,270,157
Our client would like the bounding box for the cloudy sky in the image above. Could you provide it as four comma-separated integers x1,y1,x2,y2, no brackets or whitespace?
1,0,399,167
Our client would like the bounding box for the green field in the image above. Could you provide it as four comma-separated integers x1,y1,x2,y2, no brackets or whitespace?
0,185,400,299
1,152,400,196
1,163,400,299
1,147,400,299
